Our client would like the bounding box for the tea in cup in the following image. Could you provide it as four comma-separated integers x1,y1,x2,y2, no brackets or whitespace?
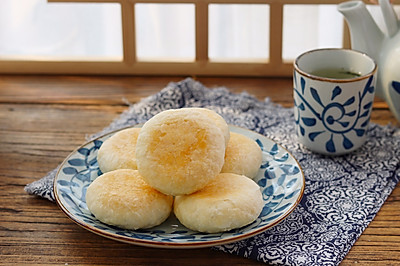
293,48,377,155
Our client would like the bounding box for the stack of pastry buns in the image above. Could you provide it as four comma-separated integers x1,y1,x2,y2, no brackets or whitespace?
86,108,263,233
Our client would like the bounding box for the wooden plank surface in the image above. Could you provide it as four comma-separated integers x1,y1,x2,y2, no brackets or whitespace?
0,75,399,265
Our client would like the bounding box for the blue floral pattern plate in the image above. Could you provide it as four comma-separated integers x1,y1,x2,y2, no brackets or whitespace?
54,125,305,248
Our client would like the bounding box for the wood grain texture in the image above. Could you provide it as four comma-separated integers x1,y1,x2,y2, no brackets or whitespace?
0,75,399,265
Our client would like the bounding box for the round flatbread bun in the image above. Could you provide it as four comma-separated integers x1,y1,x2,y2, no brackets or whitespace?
188,108,230,146
97,127,140,173
86,169,173,230
221,132,263,179
174,173,263,233
135,108,226,196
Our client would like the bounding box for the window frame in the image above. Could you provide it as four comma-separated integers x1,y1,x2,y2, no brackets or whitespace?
0,0,350,76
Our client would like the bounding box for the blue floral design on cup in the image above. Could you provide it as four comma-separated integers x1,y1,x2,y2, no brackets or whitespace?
294,73,375,154
293,48,377,155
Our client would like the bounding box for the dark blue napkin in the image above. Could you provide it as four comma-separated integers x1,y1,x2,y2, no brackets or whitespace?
25,78,400,265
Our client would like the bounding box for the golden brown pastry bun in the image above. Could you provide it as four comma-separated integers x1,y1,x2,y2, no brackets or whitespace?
221,132,263,179
174,173,263,233
86,169,173,230
135,108,226,196
97,127,140,173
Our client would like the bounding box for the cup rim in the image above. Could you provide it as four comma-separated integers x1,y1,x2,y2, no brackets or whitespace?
294,48,377,83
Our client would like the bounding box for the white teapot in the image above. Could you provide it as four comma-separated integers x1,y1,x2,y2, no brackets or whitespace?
338,0,400,122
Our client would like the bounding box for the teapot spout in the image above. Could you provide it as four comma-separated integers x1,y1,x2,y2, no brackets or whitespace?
338,1,384,61
379,0,398,37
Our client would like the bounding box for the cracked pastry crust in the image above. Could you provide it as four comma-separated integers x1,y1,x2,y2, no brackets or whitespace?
135,108,226,196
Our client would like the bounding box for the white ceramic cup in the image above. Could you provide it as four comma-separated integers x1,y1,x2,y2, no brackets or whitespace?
293,48,377,155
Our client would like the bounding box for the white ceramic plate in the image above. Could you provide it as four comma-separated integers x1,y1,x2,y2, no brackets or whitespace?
54,125,305,248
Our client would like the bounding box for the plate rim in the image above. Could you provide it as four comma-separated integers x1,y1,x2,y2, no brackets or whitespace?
54,125,305,249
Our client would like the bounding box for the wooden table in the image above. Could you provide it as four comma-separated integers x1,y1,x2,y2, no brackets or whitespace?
1,75,399,265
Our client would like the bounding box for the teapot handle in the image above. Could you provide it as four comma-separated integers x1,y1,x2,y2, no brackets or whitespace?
379,0,398,37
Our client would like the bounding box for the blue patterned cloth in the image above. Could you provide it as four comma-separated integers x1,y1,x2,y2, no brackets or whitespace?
25,78,400,265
